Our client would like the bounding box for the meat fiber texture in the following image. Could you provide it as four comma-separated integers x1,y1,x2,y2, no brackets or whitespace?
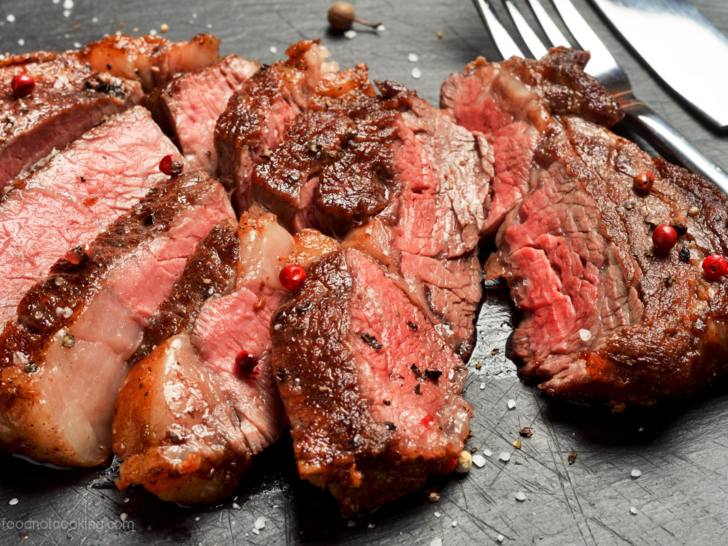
145,54,260,174
0,172,232,467
272,248,472,514
0,33,218,191
113,208,299,504
445,48,728,409
217,40,493,356
0,107,180,327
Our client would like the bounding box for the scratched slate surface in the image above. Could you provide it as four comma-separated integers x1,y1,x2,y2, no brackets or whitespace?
1,0,728,544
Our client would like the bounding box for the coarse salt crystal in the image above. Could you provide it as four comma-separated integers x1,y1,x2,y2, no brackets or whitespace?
92,17,98,22
13,352,27,366
431,539,443,546
7,15,15,23
408,53,418,62
515,492,526,502
232,502,241,510
631,469,641,479
480,382,486,390
8,498,18,506
630,506,637,515
150,29,157,35
484,449,492,457
120,513,128,522
507,399,516,410
63,0,74,9
434,512,441,518
53,0,60,4
254,517,266,530
195,517,200,521
270,46,277,54
411,68,422,79
376,24,385,32
124,498,129,503
252,529,259,535
63,10,70,17
368,523,375,529
347,520,355,527
344,30,357,39
17,39,24,46
497,535,505,543
472,454,486,468
74,42,81,48
499,452,511,462
451,520,457,527
579,329,591,341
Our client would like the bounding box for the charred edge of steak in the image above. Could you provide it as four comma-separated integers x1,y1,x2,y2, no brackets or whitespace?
127,219,240,366
0,171,221,369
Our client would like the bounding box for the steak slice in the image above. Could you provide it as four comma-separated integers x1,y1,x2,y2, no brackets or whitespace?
441,47,623,236
145,54,259,174
484,100,728,409
0,172,232,466
215,39,371,209
0,106,180,326
113,208,296,503
249,73,491,355
272,249,472,514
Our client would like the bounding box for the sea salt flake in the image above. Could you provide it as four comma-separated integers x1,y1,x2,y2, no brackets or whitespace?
579,329,591,341
368,523,375,529
232,502,241,510
484,449,492,457
408,53,418,62
451,520,457,527
411,68,422,79
480,382,486,390
431,538,443,546
515,491,526,502
254,517,266,530
8,498,18,506
7,15,15,23
507,399,516,410
252,529,259,535
630,506,637,515
376,24,386,32
497,535,505,543
499,452,511,462
472,454,486,468
344,30,357,40
434,512,441,518
123,498,129,503
13,352,28,366
631,469,642,479
63,0,74,9
269,46,277,53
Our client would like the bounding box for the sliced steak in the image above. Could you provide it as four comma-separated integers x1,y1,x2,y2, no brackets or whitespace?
249,73,491,355
0,53,141,190
0,106,180,326
272,249,472,514
215,39,370,209
113,208,295,503
145,54,259,173
0,172,232,466
482,92,728,409
441,47,623,236
79,33,220,92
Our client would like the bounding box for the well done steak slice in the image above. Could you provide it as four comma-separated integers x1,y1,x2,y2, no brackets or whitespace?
145,54,259,174
113,208,295,503
272,249,472,514
441,47,623,236
0,172,232,466
0,106,180,326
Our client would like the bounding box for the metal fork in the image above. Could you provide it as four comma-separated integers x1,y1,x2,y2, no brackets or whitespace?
473,0,728,194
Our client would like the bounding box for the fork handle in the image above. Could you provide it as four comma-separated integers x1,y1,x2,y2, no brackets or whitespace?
619,98,728,196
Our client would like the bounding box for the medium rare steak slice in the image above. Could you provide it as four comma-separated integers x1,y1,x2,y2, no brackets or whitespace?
215,39,372,209
441,47,623,236
0,53,141,190
113,208,296,503
0,33,218,190
486,112,728,410
145,54,259,173
250,73,492,355
0,107,179,326
0,172,232,466
272,249,472,514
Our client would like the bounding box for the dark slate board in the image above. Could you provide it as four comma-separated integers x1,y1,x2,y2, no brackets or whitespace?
1,0,728,544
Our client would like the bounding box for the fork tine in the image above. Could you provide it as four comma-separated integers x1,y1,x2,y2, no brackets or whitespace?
526,0,570,48
472,0,525,60
503,0,548,59
550,0,621,77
